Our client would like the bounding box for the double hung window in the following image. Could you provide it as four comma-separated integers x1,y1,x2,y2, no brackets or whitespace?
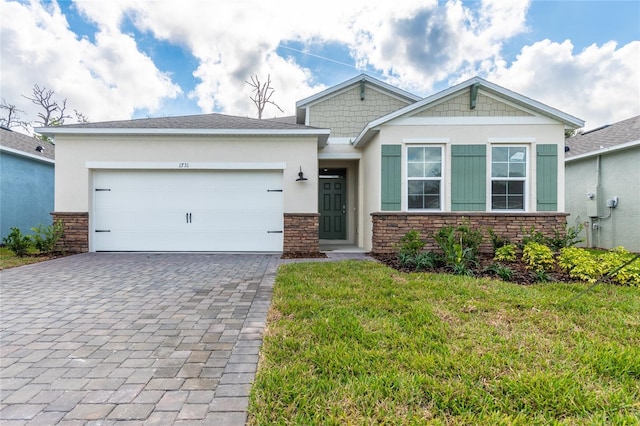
491,146,527,210
407,146,442,210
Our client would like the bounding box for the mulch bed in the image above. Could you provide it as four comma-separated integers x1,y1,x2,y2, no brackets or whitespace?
281,252,328,259
370,252,574,285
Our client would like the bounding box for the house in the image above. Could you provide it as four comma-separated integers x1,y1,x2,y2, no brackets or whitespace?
565,115,640,252
0,127,55,240
37,74,584,254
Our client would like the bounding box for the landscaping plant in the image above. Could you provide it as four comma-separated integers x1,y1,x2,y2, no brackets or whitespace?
2,227,32,257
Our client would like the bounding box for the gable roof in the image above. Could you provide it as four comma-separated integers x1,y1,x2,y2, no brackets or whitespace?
565,115,640,161
352,76,585,147
295,73,422,124
0,127,55,162
36,113,330,146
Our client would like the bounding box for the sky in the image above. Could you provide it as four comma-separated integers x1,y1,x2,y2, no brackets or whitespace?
1,0,639,133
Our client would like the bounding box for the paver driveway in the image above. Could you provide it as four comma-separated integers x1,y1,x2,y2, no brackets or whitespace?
0,253,279,425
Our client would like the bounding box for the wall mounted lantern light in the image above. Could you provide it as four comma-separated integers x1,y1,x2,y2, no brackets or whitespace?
296,166,308,182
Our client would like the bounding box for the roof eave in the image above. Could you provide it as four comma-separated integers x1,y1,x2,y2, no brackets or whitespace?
35,127,332,148
565,139,640,162
296,73,421,108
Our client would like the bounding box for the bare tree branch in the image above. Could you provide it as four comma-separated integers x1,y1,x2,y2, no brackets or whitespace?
23,84,72,126
0,99,28,130
245,74,284,119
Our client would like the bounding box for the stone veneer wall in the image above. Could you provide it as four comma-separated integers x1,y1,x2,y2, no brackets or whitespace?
371,212,568,254
51,212,89,253
283,213,320,254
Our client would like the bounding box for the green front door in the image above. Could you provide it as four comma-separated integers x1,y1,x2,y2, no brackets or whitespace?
319,170,346,240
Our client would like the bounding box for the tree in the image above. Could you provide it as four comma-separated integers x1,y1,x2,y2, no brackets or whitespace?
23,84,72,127
245,74,284,119
0,99,28,130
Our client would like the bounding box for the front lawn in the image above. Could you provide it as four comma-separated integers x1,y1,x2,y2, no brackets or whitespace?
0,246,58,270
249,260,640,425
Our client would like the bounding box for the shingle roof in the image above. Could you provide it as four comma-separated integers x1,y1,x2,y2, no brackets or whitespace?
0,127,55,160
565,115,640,158
55,113,315,130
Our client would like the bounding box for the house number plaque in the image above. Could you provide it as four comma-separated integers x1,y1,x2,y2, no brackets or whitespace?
178,162,190,168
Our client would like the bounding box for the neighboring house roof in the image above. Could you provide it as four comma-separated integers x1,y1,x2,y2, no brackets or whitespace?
565,115,640,161
295,73,422,124
36,113,331,146
352,76,585,147
0,127,55,162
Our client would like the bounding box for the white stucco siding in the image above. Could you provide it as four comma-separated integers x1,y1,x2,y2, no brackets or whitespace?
565,147,640,251
54,134,318,214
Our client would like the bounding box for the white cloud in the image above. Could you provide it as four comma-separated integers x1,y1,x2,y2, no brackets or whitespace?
0,0,180,127
1,0,637,129
488,39,640,129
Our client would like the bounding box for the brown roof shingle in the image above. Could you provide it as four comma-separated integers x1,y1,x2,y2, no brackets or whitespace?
0,127,55,160
565,115,640,158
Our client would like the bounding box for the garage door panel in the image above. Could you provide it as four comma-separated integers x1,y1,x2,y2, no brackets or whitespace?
93,170,283,251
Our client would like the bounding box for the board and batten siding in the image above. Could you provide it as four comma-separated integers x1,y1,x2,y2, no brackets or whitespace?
380,145,402,210
536,144,558,211
451,145,487,211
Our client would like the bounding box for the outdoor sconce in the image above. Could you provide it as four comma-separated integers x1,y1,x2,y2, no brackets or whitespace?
296,166,308,182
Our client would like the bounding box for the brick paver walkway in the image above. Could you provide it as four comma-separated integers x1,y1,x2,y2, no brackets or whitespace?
0,253,279,425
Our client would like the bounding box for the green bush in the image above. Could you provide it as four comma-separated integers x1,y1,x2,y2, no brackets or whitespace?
488,228,511,254
396,230,425,258
558,247,603,283
599,247,640,287
547,223,585,251
2,227,32,257
433,221,483,276
522,242,555,273
494,243,517,263
484,263,514,281
31,221,64,253
559,246,639,286
520,226,547,249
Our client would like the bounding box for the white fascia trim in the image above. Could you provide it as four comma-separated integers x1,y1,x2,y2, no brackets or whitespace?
36,127,331,137
488,137,536,143
390,116,559,126
318,153,362,160
327,137,353,145
565,139,640,162
0,146,55,164
403,138,450,144
86,161,287,170
296,74,421,108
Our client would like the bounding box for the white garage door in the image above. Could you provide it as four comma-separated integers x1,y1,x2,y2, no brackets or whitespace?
92,170,283,251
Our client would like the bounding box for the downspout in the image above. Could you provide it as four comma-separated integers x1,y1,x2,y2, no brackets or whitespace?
592,155,601,248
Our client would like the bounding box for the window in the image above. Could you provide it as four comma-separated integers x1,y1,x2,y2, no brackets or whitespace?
407,146,442,210
491,146,526,210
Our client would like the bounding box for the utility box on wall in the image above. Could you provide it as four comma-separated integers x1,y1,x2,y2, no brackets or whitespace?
587,186,599,218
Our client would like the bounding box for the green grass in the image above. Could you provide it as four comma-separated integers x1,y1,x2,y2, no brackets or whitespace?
0,246,53,270
249,260,640,425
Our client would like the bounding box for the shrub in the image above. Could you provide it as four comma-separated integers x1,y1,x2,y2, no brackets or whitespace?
434,223,482,276
2,227,32,257
484,263,514,281
547,223,585,251
31,221,64,253
522,242,555,273
494,244,517,263
396,230,425,259
488,228,511,254
558,247,603,283
520,226,547,249
599,247,640,287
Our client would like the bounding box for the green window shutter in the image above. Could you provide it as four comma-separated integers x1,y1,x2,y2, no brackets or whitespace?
381,145,401,210
536,144,558,211
451,145,486,211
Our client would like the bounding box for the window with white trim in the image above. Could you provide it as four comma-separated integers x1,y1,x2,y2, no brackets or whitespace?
491,146,527,210
407,146,443,210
